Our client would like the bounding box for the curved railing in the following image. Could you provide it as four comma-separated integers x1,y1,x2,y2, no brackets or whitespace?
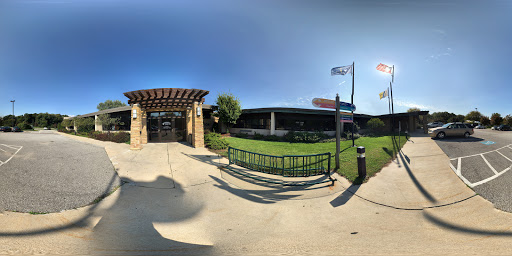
227,147,333,185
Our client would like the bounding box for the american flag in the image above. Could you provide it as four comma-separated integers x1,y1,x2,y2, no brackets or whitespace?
376,63,393,74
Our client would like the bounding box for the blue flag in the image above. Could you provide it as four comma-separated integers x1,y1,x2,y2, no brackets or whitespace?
331,65,352,76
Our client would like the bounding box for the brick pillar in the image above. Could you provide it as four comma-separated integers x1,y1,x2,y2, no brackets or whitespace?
192,102,205,148
423,115,428,134
130,104,143,150
186,108,193,144
94,115,103,132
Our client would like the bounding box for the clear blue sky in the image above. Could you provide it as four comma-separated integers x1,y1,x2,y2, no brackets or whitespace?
1,0,511,117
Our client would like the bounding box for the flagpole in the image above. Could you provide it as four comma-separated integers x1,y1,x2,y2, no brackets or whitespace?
390,81,394,133
335,94,340,170
388,87,391,115
351,61,355,147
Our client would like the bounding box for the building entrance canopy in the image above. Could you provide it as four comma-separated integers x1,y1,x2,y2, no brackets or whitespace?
123,88,209,109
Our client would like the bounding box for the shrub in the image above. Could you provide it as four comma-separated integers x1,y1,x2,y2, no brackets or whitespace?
253,133,265,140
367,118,385,133
204,132,229,150
112,132,130,143
284,131,328,143
88,131,130,143
235,133,249,138
19,122,32,130
264,135,281,141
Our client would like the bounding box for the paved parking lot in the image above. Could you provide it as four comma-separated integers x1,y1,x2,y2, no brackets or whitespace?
435,129,512,212
0,131,121,213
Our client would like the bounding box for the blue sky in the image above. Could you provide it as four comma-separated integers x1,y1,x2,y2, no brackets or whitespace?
0,0,511,117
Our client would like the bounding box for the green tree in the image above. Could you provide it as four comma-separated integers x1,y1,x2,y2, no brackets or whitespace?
430,112,456,123
480,116,490,126
97,100,127,111
367,118,385,132
214,92,242,133
407,107,421,112
96,113,124,131
490,113,503,126
74,117,95,133
465,111,482,122
448,115,465,123
504,115,512,126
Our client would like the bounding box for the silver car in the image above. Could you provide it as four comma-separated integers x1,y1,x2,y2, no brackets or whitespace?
429,123,474,139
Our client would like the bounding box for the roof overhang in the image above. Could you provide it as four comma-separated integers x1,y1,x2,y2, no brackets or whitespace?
123,88,209,109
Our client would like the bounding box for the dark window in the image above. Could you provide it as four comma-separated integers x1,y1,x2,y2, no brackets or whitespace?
275,113,335,131
233,113,270,129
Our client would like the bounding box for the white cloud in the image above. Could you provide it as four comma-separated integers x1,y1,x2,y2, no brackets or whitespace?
339,81,346,85
394,99,441,112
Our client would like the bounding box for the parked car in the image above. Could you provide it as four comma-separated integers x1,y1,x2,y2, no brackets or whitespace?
491,126,499,130
11,126,22,132
475,125,486,129
429,122,474,139
1,126,12,132
497,125,511,131
43,127,50,130
427,122,444,128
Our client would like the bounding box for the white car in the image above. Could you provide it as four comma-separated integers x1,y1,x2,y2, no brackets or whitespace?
427,122,444,128
475,125,485,129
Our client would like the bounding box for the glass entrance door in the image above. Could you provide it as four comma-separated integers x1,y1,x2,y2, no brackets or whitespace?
147,111,186,143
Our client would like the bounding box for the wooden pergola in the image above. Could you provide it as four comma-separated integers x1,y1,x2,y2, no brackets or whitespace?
123,88,209,109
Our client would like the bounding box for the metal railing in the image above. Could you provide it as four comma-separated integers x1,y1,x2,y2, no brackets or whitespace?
227,147,331,177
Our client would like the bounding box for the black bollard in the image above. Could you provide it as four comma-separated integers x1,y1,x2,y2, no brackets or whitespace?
357,146,366,177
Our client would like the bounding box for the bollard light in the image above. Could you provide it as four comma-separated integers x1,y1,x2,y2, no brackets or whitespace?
357,146,366,177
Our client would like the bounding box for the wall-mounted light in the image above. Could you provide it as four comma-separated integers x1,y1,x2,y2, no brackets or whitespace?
132,109,137,119
196,106,201,116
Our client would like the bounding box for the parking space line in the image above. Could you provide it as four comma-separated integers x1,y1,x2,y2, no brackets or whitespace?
457,158,461,176
0,144,22,150
450,144,512,161
496,150,512,162
481,154,499,175
472,167,511,187
0,147,5,152
0,145,22,167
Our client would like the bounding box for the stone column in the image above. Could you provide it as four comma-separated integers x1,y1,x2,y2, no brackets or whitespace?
130,104,143,150
423,115,428,134
270,112,275,135
94,115,103,132
192,102,205,148
141,110,148,144
186,108,193,144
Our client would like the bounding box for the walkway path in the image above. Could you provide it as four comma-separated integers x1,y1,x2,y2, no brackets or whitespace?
1,132,511,255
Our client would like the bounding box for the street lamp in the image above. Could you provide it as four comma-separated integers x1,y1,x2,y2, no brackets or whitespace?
10,100,15,127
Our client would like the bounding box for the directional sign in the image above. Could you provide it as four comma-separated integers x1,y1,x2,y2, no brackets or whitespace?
312,98,336,109
340,113,353,123
312,98,356,112
481,141,496,145
340,102,356,112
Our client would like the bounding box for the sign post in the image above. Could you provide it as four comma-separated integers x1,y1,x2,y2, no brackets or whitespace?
335,94,340,170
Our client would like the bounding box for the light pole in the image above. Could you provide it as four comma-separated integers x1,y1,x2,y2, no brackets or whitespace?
10,100,15,127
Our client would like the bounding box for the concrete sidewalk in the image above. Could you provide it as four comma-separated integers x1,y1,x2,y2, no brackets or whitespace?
1,132,512,255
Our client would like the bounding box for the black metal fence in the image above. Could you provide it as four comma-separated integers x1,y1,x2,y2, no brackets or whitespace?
227,147,331,177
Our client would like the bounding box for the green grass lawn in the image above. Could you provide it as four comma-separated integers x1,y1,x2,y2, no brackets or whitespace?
221,135,407,183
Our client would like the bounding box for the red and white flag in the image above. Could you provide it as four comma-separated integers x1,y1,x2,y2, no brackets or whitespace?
376,63,393,74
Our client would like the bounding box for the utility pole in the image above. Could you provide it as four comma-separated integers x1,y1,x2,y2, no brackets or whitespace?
10,100,15,127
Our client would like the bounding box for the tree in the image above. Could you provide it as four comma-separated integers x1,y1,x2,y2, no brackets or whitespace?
480,116,490,126
214,93,242,133
97,100,127,111
96,113,124,131
490,113,503,126
465,111,482,122
367,118,385,132
504,115,512,126
407,107,421,113
74,117,95,133
448,115,465,123
430,112,456,123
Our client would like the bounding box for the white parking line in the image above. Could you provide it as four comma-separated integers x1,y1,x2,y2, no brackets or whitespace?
449,144,512,161
0,147,6,152
0,144,22,167
496,150,512,162
481,154,499,175
0,144,22,150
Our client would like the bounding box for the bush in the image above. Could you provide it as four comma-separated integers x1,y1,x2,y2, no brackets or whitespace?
88,131,130,143
18,122,32,130
253,133,265,140
284,131,328,143
112,132,130,143
264,135,281,141
367,118,385,133
204,132,229,150
235,133,249,138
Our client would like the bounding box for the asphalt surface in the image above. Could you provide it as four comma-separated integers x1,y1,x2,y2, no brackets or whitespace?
0,131,121,213
435,129,512,212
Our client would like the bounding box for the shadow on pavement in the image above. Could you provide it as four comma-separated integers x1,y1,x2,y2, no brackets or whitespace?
434,136,485,142
329,183,360,207
0,174,213,255
423,211,512,237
